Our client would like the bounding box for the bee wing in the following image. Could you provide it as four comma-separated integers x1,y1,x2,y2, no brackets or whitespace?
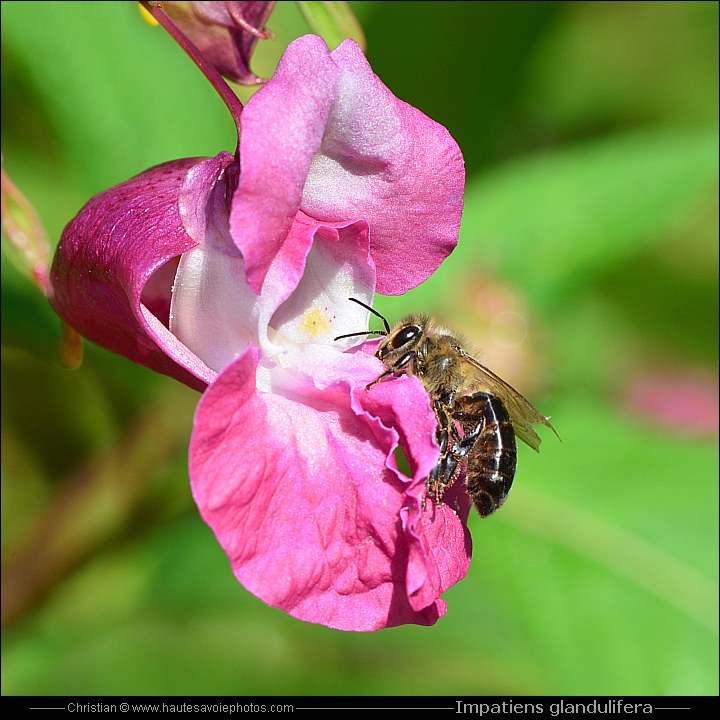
456,347,559,452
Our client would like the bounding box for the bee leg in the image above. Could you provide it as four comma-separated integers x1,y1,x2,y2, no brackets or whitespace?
428,452,459,496
451,398,489,460
427,404,449,507
427,400,461,508
452,419,484,457
366,351,416,390
426,415,483,511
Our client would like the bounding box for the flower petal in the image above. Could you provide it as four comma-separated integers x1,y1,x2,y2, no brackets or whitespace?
258,213,375,357
171,210,376,379
50,158,219,390
190,344,471,631
304,39,465,296
230,35,340,293
231,35,464,295
302,343,472,613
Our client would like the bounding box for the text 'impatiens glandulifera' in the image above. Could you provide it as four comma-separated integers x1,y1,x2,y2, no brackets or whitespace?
50,28,468,630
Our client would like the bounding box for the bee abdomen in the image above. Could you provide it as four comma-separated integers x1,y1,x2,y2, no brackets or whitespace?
459,394,517,517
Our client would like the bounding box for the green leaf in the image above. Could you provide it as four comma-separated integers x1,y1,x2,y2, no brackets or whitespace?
1,1,236,196
458,128,719,308
297,1,366,51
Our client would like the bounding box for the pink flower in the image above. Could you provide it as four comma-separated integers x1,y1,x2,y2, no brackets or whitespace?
50,34,468,630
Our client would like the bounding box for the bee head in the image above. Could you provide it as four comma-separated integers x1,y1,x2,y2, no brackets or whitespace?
375,317,427,368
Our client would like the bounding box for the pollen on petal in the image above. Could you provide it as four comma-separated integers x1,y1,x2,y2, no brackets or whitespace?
300,306,332,339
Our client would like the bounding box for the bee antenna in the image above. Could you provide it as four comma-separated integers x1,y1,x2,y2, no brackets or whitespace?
347,297,390,334
334,329,388,341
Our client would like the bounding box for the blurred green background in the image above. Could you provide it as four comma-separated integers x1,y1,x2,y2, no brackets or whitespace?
2,0,717,696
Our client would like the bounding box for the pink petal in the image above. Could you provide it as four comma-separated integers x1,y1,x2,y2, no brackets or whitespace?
230,35,340,293
50,157,221,391
257,213,375,358
231,35,464,295
190,345,471,631
170,211,376,377
305,39,465,296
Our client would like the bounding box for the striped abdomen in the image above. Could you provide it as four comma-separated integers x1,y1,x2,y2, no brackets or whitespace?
455,392,517,517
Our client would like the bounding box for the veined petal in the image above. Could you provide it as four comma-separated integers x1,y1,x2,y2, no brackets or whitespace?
403,481,472,611
304,39,465,296
190,345,470,631
230,35,464,295
257,213,375,358
50,158,218,391
171,211,376,382
230,35,341,293
296,342,473,613
179,152,239,256
170,153,261,374
170,245,261,374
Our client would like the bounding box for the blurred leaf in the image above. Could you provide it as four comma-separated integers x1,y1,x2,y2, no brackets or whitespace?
528,1,720,132
1,1,236,195
1,347,116,485
443,396,718,695
457,128,718,308
297,1,366,51
1,382,197,628
362,1,562,174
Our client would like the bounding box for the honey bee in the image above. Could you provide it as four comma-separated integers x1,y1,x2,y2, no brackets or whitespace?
335,298,558,517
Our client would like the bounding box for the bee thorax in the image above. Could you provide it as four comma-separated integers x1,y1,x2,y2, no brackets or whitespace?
416,338,469,398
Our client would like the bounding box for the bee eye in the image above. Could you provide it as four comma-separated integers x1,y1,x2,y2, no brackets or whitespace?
391,325,421,349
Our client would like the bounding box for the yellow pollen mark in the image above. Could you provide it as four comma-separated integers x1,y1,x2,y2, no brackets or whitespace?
300,307,332,339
